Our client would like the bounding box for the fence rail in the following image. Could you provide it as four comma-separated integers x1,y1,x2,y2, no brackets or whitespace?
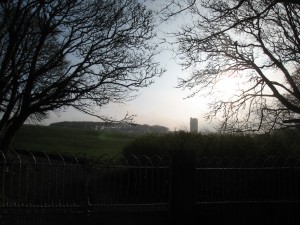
0,149,170,225
195,155,300,202
1,149,300,225
194,155,300,225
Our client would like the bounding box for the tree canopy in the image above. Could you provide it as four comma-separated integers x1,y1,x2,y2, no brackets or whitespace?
163,0,300,132
0,0,164,152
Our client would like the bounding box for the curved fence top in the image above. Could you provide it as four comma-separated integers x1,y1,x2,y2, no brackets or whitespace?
2,149,300,168
0,149,170,167
196,155,300,168
0,149,80,166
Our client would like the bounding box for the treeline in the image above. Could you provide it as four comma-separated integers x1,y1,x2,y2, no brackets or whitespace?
123,129,300,157
50,121,169,134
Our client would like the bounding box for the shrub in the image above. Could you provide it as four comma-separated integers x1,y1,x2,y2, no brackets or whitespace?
122,130,300,157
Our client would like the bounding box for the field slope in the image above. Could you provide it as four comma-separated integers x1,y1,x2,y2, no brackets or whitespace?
11,125,134,157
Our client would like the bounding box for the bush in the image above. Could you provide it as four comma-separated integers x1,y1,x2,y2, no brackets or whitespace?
122,130,300,157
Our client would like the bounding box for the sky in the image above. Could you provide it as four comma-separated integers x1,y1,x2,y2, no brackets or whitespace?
39,3,224,132
42,52,215,131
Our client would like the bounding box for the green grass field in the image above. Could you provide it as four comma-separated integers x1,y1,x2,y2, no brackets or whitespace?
12,125,300,158
11,125,135,157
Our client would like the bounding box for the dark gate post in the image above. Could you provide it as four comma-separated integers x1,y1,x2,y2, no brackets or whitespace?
170,148,196,225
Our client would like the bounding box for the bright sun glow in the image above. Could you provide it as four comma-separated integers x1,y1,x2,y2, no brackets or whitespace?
214,77,242,99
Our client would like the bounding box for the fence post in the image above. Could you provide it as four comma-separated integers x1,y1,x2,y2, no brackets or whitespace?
170,148,196,225
83,159,90,224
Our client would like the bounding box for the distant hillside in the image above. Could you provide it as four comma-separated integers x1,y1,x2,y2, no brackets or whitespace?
50,121,169,134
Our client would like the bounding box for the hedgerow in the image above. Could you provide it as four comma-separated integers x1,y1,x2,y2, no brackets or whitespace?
122,129,300,157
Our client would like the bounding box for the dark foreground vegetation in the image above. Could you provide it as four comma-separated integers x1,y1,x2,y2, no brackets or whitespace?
123,129,300,157
12,125,300,158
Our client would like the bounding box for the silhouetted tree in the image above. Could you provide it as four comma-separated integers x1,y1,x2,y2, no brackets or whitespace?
162,0,300,132
0,0,164,152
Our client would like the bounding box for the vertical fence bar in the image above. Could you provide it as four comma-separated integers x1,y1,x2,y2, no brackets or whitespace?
0,151,6,206
170,149,196,225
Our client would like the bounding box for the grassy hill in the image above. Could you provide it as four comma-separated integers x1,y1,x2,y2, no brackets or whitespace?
11,125,135,157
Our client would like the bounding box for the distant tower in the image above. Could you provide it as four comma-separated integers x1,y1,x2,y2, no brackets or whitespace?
190,117,198,133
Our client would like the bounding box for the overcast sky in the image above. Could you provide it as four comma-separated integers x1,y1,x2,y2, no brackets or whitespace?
42,51,216,131
39,3,223,132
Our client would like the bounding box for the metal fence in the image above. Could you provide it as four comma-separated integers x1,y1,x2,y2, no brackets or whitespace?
195,156,300,225
0,149,170,225
1,149,300,225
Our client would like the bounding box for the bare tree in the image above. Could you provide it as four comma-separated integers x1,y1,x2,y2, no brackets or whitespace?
162,0,300,132
0,0,164,152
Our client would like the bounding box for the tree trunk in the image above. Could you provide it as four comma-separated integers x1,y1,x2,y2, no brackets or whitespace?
0,115,27,154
